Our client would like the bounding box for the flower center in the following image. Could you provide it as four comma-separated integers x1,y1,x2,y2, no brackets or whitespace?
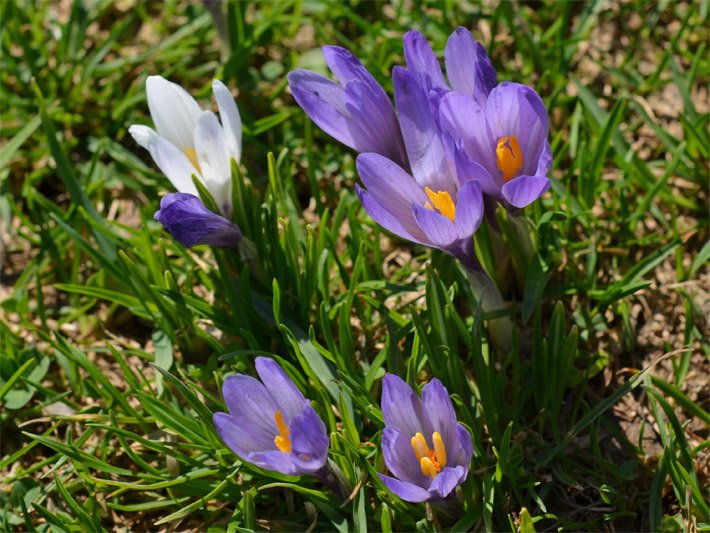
410,432,447,479
424,188,456,222
183,147,202,173
496,135,523,182
273,409,291,453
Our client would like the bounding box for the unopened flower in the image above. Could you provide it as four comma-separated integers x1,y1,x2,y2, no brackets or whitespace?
154,193,242,248
379,374,473,503
355,67,484,270
129,76,241,216
288,46,409,169
213,358,329,476
439,81,551,210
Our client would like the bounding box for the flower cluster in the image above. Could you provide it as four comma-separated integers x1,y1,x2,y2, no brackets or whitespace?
289,27,551,270
213,358,472,503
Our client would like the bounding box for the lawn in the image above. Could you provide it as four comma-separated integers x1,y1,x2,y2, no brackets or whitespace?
1,0,708,531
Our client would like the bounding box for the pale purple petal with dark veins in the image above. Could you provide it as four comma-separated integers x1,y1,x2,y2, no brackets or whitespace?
381,426,431,487
289,407,330,473
381,374,425,439
535,140,553,177
444,27,497,105
420,379,457,439
220,374,278,444
428,466,467,499
287,70,355,147
501,175,551,208
323,45,379,86
403,30,447,90
379,474,431,503
154,193,242,248
456,424,474,466
452,140,500,196
452,180,484,241
439,92,496,175
412,205,458,247
213,412,272,458
255,357,308,420
247,450,299,476
393,66,455,192
485,82,547,177
356,186,427,245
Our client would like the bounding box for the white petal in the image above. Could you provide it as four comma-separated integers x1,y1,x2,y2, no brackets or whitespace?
212,79,242,163
194,110,232,215
130,125,199,196
146,75,202,151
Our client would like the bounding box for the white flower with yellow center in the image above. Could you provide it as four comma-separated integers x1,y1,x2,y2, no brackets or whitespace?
129,75,241,217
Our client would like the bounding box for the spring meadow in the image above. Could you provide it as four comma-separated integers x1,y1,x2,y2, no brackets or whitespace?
1,0,709,531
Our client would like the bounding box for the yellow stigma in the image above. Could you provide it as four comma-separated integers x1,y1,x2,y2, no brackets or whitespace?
424,187,456,222
273,410,291,453
411,431,447,479
496,135,523,182
183,147,201,173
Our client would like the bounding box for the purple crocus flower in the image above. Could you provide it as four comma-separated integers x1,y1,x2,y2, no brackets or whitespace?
379,374,473,503
355,66,485,270
154,192,242,248
213,357,329,476
288,46,409,169
439,81,552,210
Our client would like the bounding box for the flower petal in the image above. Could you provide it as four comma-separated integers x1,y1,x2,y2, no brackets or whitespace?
213,411,273,458
247,450,299,476
379,474,431,503
255,358,308,421
393,66,455,192
154,193,242,248
289,406,329,473
194,110,232,216
128,125,200,196
403,30,447,90
420,379,457,438
428,465,466,500
501,175,550,208
357,186,426,245
288,69,356,148
453,180,484,240
444,27,497,105
146,75,202,150
412,204,458,247
220,374,279,443
439,92,496,176
381,426,430,486
380,374,424,439
212,79,242,163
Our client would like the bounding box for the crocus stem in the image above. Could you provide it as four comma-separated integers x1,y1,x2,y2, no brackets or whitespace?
236,237,267,287
509,214,534,270
427,497,464,526
465,265,513,354
314,460,352,502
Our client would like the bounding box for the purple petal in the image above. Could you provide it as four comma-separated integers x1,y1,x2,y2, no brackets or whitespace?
485,82,548,177
444,27,497,105
403,30,447,90
412,204,458,247
379,474,431,503
420,379,457,438
323,46,378,86
381,426,430,487
247,450,299,476
428,466,467,500
393,66,455,192
287,70,355,148
381,374,424,439
213,412,273,459
289,406,329,473
344,81,408,167
501,175,550,208
453,180,484,240
452,141,501,197
220,374,279,445
356,185,426,245
154,193,242,248
455,423,474,467
536,139,553,177
255,358,308,420
439,92,496,176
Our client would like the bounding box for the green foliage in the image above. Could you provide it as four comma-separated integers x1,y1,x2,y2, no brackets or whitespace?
1,0,707,531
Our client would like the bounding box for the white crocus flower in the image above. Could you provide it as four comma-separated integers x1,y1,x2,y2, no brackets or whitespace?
129,75,241,217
